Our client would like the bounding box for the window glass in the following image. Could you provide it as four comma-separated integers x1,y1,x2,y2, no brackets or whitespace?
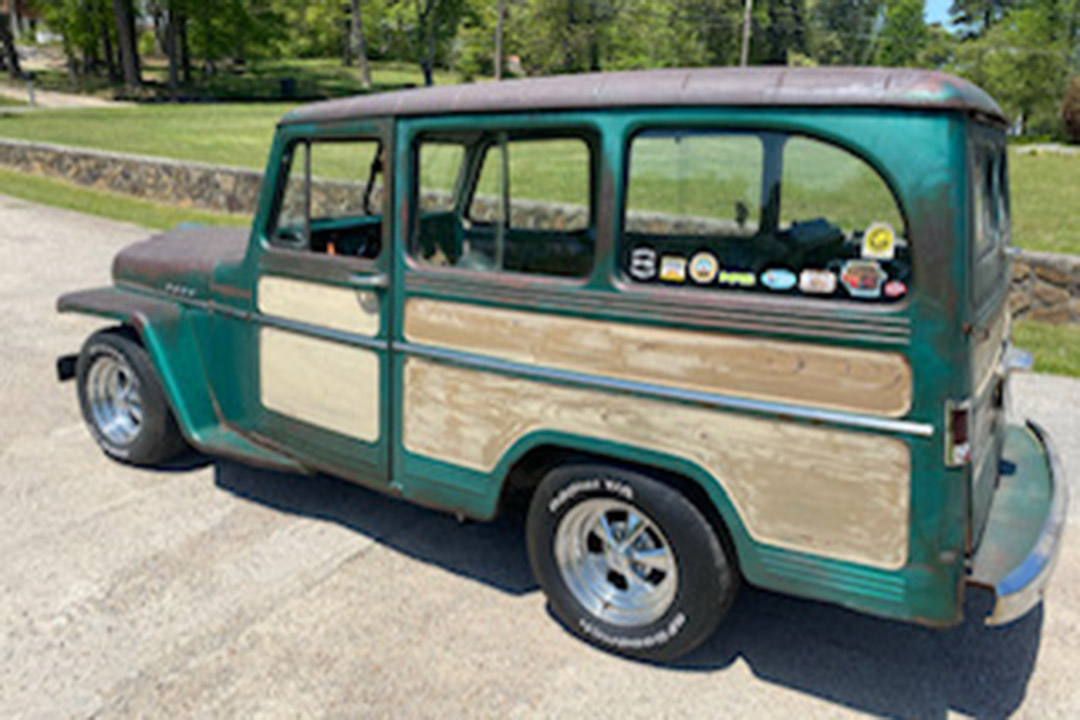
419,142,465,213
413,133,593,278
622,131,910,303
626,133,762,237
271,138,384,258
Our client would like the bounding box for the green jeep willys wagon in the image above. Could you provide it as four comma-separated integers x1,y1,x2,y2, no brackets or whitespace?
58,67,1066,661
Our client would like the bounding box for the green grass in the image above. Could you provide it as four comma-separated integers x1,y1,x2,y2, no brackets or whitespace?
1010,149,1080,255
0,167,249,229
0,95,26,107
1014,320,1080,378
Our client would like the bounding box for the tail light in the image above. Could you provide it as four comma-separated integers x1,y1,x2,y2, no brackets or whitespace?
945,399,972,467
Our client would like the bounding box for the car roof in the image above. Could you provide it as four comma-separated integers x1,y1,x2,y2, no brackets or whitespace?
281,66,1006,126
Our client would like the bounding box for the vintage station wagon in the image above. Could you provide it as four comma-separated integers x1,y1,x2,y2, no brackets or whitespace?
58,68,1066,661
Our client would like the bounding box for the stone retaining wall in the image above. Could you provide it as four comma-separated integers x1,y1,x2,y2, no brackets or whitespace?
1010,251,1080,324
2,137,1079,325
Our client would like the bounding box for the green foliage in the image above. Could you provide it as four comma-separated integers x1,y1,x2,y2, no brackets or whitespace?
810,0,886,65
876,0,928,66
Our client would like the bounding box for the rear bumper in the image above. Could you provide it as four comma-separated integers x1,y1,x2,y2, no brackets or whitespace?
967,421,1068,625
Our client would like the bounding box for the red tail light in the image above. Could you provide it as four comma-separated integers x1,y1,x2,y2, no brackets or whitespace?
946,400,972,466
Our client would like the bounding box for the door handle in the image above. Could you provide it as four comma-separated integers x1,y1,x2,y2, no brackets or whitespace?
349,273,389,290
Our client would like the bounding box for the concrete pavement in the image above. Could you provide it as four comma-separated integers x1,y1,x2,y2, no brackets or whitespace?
1,193,1077,718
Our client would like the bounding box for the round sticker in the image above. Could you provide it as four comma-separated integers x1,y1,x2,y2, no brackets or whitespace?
862,223,897,261
689,251,719,284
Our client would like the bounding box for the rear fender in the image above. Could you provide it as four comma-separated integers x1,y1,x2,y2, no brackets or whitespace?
58,286,219,445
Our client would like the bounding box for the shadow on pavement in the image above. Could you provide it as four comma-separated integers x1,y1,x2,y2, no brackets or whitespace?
214,458,1041,719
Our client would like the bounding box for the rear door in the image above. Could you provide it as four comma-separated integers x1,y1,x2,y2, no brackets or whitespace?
969,126,1010,546
250,122,393,486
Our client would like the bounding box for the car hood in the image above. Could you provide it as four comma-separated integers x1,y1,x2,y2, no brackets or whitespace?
112,226,249,300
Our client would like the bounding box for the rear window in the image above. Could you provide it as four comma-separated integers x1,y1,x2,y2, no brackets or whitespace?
621,131,910,303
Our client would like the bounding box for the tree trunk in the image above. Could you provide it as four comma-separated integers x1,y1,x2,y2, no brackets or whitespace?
165,2,179,92
494,0,504,80
102,20,119,82
0,16,21,79
350,0,372,88
112,0,141,90
178,11,191,84
414,0,437,87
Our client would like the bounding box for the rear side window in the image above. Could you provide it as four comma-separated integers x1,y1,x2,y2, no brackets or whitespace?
412,132,594,278
621,131,910,303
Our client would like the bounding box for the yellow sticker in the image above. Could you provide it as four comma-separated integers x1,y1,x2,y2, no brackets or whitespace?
862,222,896,260
688,251,719,284
659,256,687,283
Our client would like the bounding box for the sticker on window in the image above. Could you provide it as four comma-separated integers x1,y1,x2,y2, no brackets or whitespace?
861,223,897,261
799,269,837,295
629,246,658,281
718,270,756,288
761,268,797,291
688,252,719,284
659,256,687,283
840,260,888,299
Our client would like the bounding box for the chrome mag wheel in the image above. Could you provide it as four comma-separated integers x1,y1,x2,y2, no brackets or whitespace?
554,498,678,627
86,353,143,447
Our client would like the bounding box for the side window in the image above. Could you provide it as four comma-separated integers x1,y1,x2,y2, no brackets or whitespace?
412,133,594,278
621,131,910,303
271,138,384,258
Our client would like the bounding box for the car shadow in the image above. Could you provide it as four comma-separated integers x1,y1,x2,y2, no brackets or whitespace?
213,458,1042,719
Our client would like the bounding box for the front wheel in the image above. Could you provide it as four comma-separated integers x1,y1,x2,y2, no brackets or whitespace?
76,328,187,466
526,463,739,662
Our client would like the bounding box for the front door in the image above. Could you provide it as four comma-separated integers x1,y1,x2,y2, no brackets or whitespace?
249,123,392,485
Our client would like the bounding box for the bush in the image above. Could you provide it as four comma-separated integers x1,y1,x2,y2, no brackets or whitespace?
1064,77,1080,144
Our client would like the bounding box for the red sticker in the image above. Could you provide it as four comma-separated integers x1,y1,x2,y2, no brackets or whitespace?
883,280,907,298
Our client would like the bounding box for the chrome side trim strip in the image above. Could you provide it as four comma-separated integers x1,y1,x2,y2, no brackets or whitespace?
398,341,934,438
254,312,389,351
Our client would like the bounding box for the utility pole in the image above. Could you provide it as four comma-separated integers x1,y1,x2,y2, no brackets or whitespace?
494,0,505,80
740,0,753,67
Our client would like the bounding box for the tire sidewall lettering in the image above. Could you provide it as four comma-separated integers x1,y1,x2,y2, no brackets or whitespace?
547,476,634,514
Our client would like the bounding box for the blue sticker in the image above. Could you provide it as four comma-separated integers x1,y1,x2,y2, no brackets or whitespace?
760,268,797,291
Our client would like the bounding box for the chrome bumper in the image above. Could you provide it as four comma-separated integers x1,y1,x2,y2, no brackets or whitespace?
969,421,1068,625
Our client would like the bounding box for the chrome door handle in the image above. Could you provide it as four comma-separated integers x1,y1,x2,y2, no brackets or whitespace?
349,273,389,290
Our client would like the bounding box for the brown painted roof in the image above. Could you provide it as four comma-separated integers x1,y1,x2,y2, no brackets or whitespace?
282,67,1006,126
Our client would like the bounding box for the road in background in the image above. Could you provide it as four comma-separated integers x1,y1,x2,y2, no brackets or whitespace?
1,194,1077,718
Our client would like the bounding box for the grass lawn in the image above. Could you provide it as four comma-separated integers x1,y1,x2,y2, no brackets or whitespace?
1013,320,1080,378
0,95,26,107
0,167,249,229
1010,149,1080,255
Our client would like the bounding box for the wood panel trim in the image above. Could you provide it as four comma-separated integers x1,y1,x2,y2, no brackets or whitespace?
403,359,911,569
258,275,380,337
404,298,913,418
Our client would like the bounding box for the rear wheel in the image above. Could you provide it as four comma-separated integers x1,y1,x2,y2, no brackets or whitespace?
76,328,187,465
527,462,738,662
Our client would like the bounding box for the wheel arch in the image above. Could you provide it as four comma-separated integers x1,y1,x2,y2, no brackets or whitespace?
59,287,220,447
495,432,748,574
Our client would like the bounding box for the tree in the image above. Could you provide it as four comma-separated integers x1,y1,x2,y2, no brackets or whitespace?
876,0,928,66
809,0,885,65
348,0,373,88
112,0,141,89
1063,76,1080,141
0,12,21,78
757,0,808,65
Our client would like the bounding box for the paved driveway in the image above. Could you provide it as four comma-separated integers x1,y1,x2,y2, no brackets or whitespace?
1,193,1077,718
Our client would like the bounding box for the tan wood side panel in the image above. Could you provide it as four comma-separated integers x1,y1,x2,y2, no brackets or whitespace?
258,276,379,337
404,299,912,418
403,358,911,569
260,327,380,442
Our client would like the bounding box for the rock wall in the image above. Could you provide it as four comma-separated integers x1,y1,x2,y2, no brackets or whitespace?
2,137,1079,325
1010,251,1080,324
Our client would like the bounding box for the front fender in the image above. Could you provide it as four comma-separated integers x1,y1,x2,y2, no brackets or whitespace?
58,286,219,446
